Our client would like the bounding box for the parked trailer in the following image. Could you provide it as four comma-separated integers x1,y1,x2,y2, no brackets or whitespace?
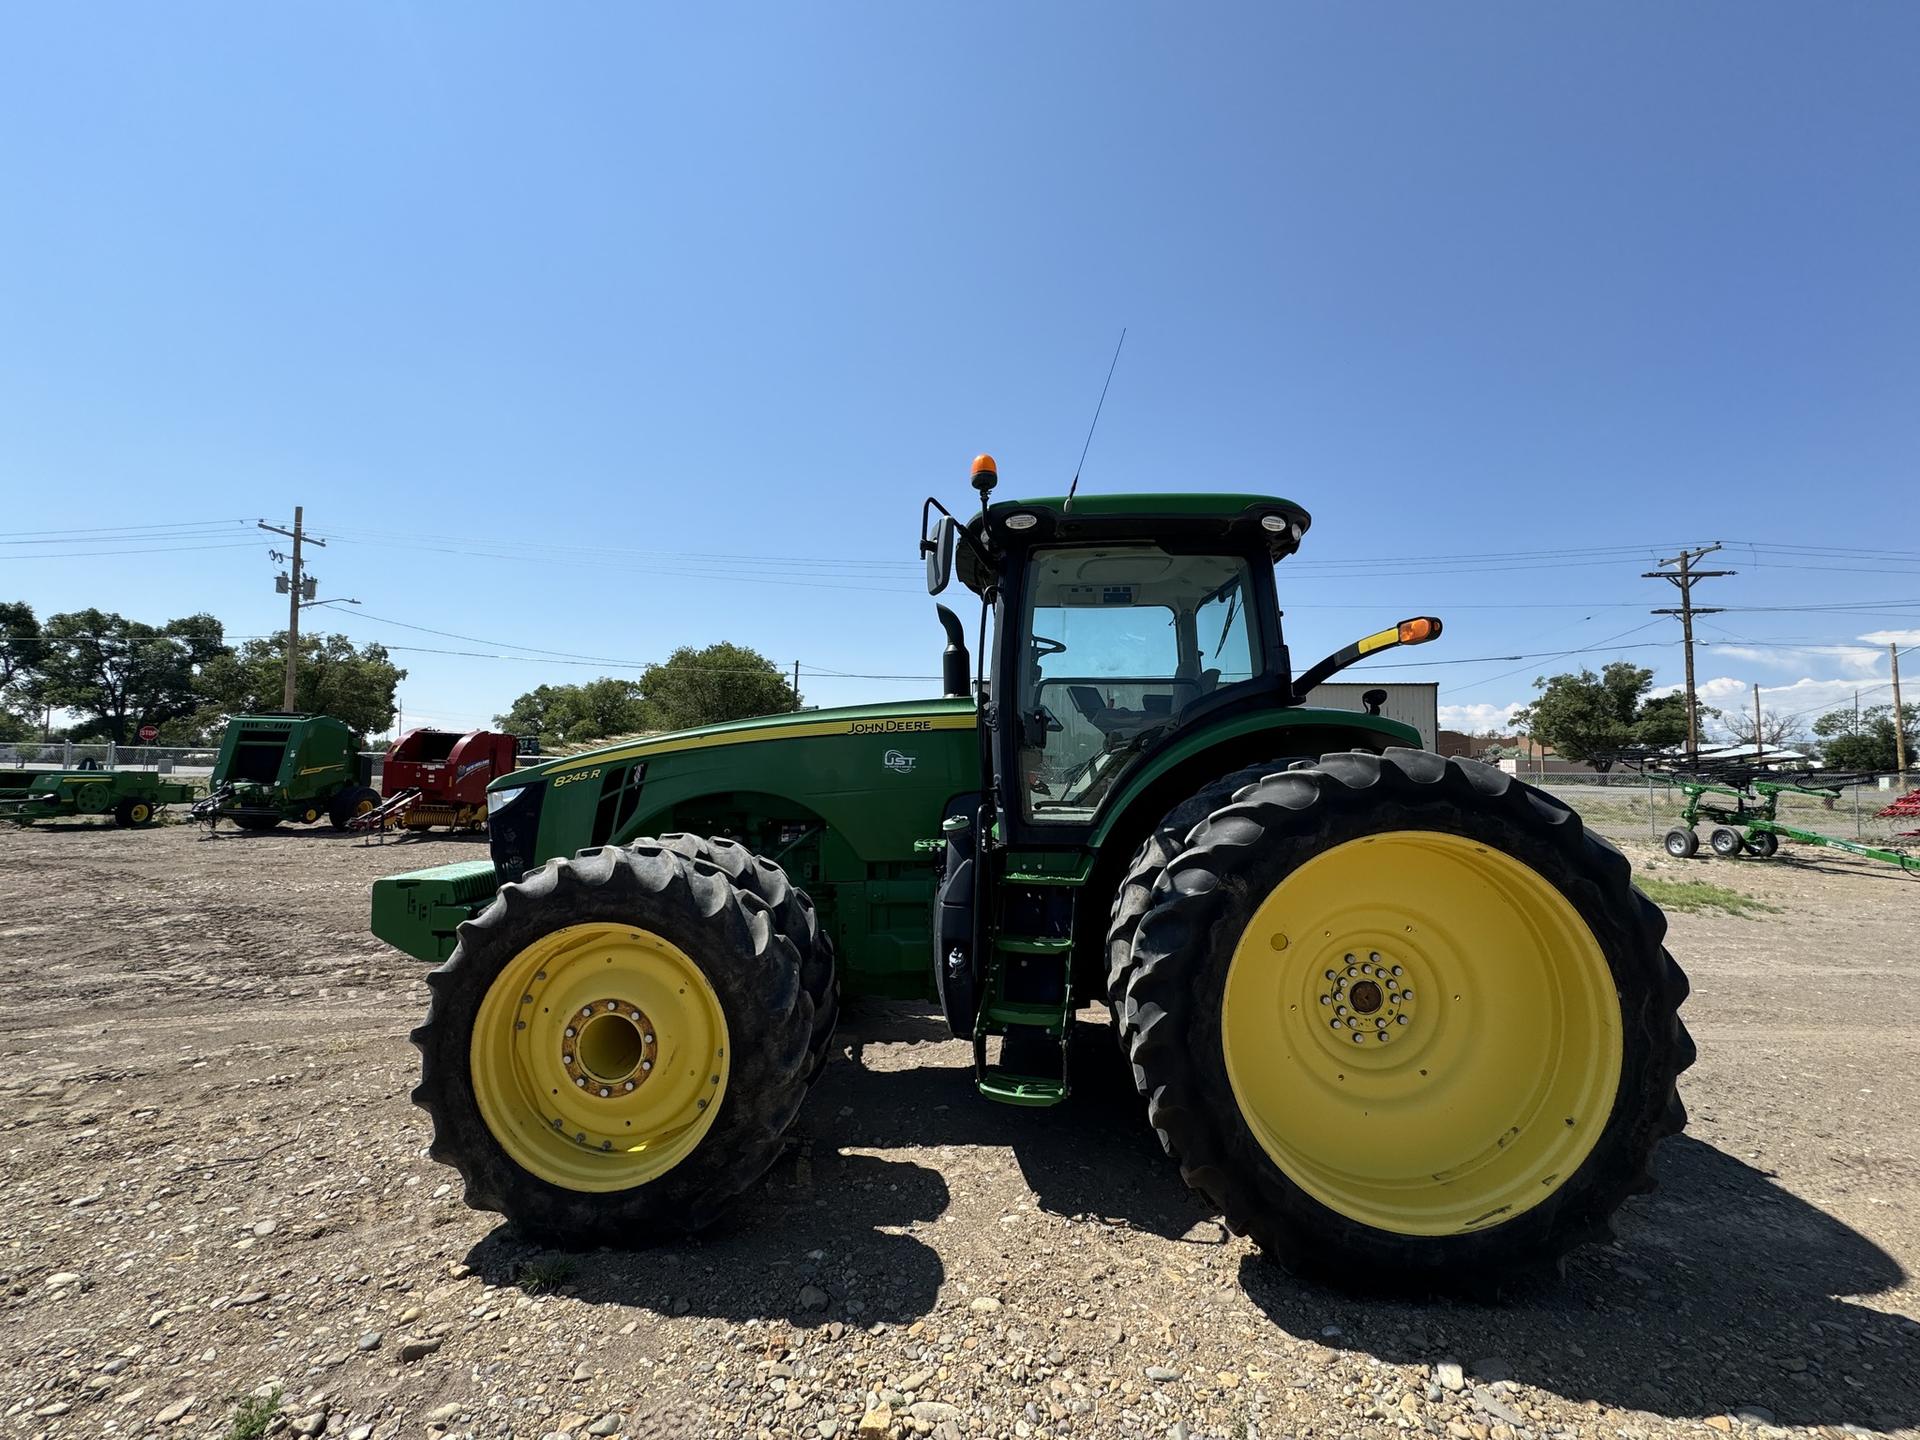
193,713,380,832
0,767,196,827
357,728,520,833
1660,772,1920,874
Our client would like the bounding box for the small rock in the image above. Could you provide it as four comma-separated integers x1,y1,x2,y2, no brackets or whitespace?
291,1410,327,1436
252,1219,278,1237
856,1403,892,1438
45,1271,83,1289
231,1290,268,1306
969,1296,1002,1313
1780,1356,1808,1373
909,1402,961,1424
1472,1387,1525,1428
799,1284,830,1311
1400,1392,1422,1417
1705,1419,1733,1434
398,1305,423,1323
900,1367,935,1393
399,1335,443,1362
35,1402,73,1417
426,1403,462,1423
1144,1366,1181,1383
348,1428,373,1440
1734,1407,1777,1426
1436,1361,1466,1391
818,1422,839,1439
155,1397,195,1425
101,1356,131,1376
588,1415,622,1436
356,1331,382,1352
1321,1325,1342,1338
1472,1357,1512,1383
1169,1424,1190,1440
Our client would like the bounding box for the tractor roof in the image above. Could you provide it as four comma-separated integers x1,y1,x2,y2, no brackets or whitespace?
958,492,1311,594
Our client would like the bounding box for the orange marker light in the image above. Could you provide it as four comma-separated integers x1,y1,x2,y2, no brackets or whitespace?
1397,617,1442,645
971,454,998,479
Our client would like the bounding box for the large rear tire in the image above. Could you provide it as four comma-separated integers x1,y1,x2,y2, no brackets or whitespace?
1106,758,1299,1036
1110,748,1692,1288
411,842,812,1246
657,833,839,1084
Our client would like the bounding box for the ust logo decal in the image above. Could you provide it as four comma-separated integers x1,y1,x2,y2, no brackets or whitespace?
883,750,918,775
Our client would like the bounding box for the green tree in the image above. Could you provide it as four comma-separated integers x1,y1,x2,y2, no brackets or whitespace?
495,678,652,747
0,600,42,736
1631,692,1694,748
638,643,796,731
1512,662,1696,768
34,609,229,744
1811,702,1917,772
198,633,406,735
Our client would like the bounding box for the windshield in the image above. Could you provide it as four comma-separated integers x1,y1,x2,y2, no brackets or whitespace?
1017,545,1262,823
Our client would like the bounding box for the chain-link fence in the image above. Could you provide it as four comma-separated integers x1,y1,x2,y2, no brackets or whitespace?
1539,773,1915,849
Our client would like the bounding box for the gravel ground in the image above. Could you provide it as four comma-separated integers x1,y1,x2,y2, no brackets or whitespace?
2,815,1918,1440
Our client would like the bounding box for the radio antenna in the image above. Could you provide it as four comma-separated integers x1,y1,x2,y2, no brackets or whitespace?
1063,327,1126,512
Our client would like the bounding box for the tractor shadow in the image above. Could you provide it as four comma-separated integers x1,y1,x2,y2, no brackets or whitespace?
1237,1135,1920,1432
457,1003,1202,1328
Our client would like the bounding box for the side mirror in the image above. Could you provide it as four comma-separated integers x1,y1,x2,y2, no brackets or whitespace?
924,515,957,595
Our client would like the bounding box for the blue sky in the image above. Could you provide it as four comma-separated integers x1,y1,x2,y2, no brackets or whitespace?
3,4,1916,737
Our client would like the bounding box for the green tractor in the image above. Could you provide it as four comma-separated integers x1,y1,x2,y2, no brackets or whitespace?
373,457,1693,1286
199,713,381,832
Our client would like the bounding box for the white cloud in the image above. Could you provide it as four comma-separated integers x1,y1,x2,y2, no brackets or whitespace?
1694,673,1888,736
1438,701,1524,734
1859,629,1920,648
1706,644,1883,676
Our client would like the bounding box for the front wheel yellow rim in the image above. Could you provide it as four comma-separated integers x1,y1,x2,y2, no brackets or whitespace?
129,803,151,823
1222,830,1622,1237
471,922,730,1192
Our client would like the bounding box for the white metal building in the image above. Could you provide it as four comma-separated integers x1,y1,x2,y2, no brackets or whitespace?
1303,682,1439,750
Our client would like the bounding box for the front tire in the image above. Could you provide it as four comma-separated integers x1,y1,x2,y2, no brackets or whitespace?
657,833,839,1083
1664,827,1699,859
113,798,156,828
1709,826,1744,858
411,842,812,1245
1110,749,1693,1288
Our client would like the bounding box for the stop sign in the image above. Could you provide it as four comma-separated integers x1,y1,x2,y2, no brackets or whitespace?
137,724,159,742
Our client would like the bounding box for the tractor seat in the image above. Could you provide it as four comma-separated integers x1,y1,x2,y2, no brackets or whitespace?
1067,685,1161,740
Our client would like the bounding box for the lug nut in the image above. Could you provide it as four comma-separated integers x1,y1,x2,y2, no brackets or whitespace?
562,1053,573,1065
598,1087,610,1097
575,1078,586,1088
564,1026,576,1038
624,1080,636,1091
641,1060,652,1072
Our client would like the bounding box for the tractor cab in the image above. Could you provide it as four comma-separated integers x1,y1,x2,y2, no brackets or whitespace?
923,456,1440,1102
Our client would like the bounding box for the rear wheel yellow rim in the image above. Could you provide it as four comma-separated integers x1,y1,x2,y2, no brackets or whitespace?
1221,830,1622,1237
129,803,151,823
471,922,729,1191
354,796,375,817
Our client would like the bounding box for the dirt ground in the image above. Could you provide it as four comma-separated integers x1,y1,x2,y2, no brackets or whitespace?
2,814,1918,1440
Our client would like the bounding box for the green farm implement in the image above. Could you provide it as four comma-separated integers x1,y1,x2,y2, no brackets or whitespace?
194,713,380,833
0,767,195,827
1659,769,1920,874
370,456,1693,1288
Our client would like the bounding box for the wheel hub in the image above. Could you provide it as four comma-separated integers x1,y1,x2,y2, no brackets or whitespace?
561,1000,660,1097
1318,952,1416,1047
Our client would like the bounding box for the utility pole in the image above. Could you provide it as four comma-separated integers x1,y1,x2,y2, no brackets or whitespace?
1645,544,1734,761
1894,643,1908,789
260,507,325,711
1753,682,1763,760
792,660,802,712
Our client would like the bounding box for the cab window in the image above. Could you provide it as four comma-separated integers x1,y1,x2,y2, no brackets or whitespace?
1017,545,1263,823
